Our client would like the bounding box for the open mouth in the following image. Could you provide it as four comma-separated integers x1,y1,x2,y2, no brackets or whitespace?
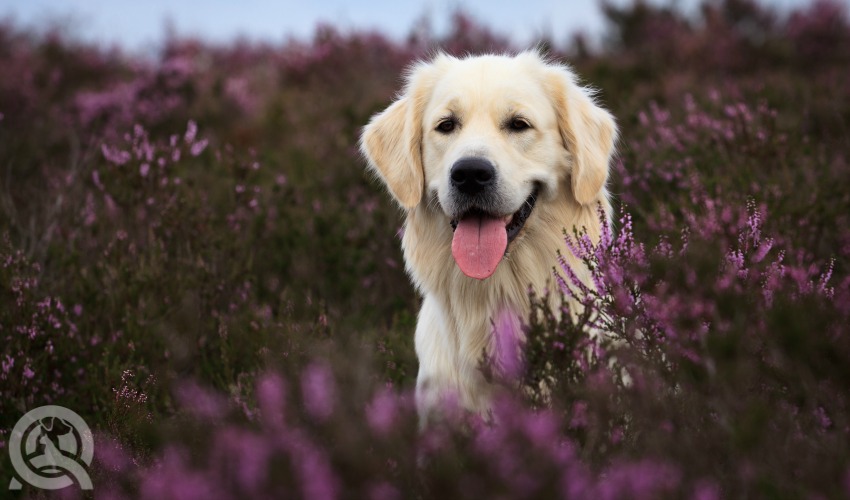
504,189,539,242
449,187,539,280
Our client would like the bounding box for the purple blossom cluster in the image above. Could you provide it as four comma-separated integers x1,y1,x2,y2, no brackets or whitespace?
0,239,86,410
88,370,712,500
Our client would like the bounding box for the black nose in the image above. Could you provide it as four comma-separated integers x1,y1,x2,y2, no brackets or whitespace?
450,158,496,195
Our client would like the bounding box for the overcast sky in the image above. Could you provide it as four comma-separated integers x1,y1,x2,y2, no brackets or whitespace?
1,0,843,53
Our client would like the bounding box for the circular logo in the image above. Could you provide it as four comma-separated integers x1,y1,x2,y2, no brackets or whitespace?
7,405,94,490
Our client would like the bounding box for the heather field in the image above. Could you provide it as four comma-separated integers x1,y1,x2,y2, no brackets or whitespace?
2,1,850,498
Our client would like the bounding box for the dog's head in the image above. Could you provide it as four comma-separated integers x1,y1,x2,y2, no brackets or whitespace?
361,51,617,280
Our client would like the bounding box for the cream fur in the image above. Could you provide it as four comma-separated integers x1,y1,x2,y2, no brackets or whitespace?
360,51,617,424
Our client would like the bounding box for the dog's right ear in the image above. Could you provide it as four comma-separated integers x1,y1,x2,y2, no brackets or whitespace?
360,59,442,210
360,98,422,209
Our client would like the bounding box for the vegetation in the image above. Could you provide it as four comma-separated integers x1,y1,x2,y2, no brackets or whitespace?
1,1,849,497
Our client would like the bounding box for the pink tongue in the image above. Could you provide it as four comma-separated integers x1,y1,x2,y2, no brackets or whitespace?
451,214,507,280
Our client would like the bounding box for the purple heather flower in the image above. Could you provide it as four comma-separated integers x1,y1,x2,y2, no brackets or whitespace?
296,441,339,500
174,381,226,419
491,308,524,379
368,481,401,500
95,434,133,473
301,363,336,421
1,355,14,375
190,139,208,157
184,120,198,144
366,388,398,435
256,372,286,429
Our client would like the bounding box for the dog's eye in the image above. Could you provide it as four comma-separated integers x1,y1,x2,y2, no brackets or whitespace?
508,118,531,131
436,118,457,134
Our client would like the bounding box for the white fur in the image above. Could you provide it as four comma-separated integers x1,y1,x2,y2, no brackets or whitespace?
360,51,617,424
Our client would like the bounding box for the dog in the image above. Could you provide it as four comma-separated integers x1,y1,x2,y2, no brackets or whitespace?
360,51,617,424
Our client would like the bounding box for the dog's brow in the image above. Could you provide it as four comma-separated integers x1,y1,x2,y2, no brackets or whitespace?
437,97,463,116
503,102,531,116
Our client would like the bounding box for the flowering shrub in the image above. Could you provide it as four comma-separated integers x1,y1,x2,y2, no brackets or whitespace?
0,238,86,408
520,201,847,496
1,0,849,498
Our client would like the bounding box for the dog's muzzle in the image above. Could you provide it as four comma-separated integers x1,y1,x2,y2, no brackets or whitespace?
447,157,540,280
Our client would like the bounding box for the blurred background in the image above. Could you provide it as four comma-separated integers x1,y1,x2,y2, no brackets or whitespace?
3,0,840,52
1,0,849,497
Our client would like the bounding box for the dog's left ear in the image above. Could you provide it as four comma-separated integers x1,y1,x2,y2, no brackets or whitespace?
545,64,618,206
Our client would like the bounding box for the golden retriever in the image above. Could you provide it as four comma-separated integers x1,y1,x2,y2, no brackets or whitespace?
360,51,617,424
